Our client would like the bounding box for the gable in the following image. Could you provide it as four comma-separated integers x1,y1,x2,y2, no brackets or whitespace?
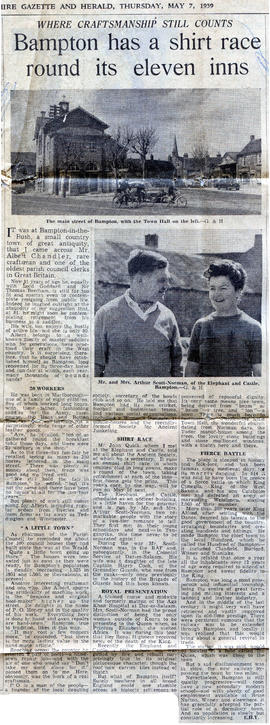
64,107,109,130
238,138,261,157
43,106,109,137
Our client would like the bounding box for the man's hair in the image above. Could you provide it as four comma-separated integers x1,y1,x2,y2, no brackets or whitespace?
127,249,168,277
203,259,247,292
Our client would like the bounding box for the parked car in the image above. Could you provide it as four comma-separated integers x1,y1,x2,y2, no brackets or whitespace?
186,178,201,188
11,179,26,193
214,178,240,191
198,178,209,187
175,178,186,188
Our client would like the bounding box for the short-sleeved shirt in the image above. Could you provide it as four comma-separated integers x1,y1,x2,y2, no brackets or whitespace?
187,310,261,377
95,293,182,377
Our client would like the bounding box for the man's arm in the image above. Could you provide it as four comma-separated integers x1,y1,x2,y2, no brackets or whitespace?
185,361,200,377
185,322,201,377
95,363,105,377
250,322,262,378
170,319,183,377
95,308,107,377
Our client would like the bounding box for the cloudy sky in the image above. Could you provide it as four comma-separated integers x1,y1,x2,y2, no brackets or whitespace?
11,88,260,159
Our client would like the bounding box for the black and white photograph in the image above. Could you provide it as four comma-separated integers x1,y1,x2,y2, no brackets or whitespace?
11,89,261,217
95,229,262,378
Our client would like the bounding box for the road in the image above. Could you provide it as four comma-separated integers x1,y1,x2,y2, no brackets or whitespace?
12,188,261,216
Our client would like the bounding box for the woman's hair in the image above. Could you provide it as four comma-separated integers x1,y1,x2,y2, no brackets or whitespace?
203,259,247,292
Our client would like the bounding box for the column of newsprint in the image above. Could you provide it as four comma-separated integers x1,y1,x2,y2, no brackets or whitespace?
0,220,267,719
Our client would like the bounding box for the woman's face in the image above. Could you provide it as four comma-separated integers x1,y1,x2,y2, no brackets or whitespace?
209,274,239,315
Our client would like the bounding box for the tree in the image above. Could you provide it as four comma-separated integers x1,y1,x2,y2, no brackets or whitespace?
105,125,134,182
131,126,159,179
56,138,98,174
191,141,209,175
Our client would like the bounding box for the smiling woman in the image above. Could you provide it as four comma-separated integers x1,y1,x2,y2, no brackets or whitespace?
185,260,262,378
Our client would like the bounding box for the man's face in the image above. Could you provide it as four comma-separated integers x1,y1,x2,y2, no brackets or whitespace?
209,274,238,314
137,266,170,303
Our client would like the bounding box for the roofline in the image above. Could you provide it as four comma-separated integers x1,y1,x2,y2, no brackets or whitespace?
42,105,109,134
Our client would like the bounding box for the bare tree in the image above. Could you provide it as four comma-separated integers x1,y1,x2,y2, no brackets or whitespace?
105,125,134,182
191,142,209,175
56,138,98,174
131,126,159,179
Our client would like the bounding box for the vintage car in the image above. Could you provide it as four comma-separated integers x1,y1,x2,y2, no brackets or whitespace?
214,177,240,191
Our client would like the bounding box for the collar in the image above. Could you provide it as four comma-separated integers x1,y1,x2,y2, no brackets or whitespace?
124,290,159,321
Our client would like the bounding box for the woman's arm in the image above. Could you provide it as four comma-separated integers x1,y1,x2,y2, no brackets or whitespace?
252,363,261,377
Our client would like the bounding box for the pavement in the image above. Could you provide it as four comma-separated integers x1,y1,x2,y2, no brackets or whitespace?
12,187,261,217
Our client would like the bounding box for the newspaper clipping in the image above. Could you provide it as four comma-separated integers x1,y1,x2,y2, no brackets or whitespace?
1,0,268,719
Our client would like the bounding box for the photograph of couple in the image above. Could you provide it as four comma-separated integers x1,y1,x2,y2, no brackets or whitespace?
94,230,262,378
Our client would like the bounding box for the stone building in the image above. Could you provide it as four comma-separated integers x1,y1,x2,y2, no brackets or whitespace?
236,135,261,182
34,100,114,195
214,151,238,178
126,155,174,180
170,136,222,179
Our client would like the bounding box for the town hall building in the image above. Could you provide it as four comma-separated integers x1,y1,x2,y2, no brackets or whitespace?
34,100,113,195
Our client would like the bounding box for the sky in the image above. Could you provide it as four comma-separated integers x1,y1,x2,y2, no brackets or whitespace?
11,88,260,159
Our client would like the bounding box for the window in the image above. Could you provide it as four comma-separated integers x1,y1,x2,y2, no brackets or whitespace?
88,141,96,151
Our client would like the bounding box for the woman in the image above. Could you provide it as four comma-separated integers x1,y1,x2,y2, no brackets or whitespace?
185,260,262,377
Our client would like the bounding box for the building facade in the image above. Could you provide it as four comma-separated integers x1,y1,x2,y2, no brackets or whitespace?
34,101,114,195
214,151,238,178
236,135,261,182
170,136,221,179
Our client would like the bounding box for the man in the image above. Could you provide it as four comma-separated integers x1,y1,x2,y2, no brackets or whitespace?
95,248,182,377
167,179,176,202
134,182,146,203
118,178,130,206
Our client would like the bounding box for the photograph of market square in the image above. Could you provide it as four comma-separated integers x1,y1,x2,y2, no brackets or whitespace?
10,89,261,216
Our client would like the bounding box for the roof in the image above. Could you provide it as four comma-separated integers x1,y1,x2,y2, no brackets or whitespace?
34,106,109,139
218,151,238,166
238,137,261,157
95,240,261,294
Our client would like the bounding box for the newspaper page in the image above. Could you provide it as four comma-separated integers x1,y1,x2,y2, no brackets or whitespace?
0,0,268,720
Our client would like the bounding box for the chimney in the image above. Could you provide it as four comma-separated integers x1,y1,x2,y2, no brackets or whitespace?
250,134,255,141
145,234,158,248
41,111,46,117
184,153,188,158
